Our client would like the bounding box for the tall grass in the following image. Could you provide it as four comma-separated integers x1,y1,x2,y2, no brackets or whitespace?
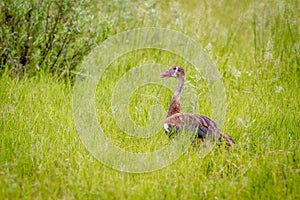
1,0,299,199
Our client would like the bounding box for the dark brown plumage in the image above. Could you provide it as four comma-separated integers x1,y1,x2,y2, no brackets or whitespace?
160,66,235,146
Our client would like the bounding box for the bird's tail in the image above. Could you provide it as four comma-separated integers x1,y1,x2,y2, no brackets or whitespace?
220,132,236,147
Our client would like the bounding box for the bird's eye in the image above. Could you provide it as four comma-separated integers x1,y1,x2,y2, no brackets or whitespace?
173,67,177,70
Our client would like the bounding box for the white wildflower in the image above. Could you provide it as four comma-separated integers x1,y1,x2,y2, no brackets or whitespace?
231,66,241,78
275,85,283,93
264,52,273,61
264,39,273,61
205,43,212,51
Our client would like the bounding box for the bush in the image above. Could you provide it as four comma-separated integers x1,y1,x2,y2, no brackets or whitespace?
0,0,109,79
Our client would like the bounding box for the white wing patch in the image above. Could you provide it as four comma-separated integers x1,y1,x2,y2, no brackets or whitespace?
164,123,170,133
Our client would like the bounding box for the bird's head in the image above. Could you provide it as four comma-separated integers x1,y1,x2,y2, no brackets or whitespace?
160,66,185,79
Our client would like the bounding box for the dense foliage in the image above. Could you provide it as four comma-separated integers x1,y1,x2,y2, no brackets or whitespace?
0,0,108,78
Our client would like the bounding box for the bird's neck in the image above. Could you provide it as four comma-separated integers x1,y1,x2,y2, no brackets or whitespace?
167,76,185,117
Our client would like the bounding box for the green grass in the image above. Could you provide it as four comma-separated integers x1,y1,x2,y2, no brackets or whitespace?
1,0,300,199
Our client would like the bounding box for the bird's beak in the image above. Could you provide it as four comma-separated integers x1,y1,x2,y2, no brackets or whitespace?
160,71,171,78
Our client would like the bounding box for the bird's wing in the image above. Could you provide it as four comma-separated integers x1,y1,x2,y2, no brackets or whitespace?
164,113,221,138
164,113,235,146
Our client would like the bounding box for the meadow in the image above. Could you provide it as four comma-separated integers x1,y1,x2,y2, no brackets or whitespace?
1,0,299,199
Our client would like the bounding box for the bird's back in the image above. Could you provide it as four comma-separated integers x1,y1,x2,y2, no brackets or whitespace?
164,113,235,146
